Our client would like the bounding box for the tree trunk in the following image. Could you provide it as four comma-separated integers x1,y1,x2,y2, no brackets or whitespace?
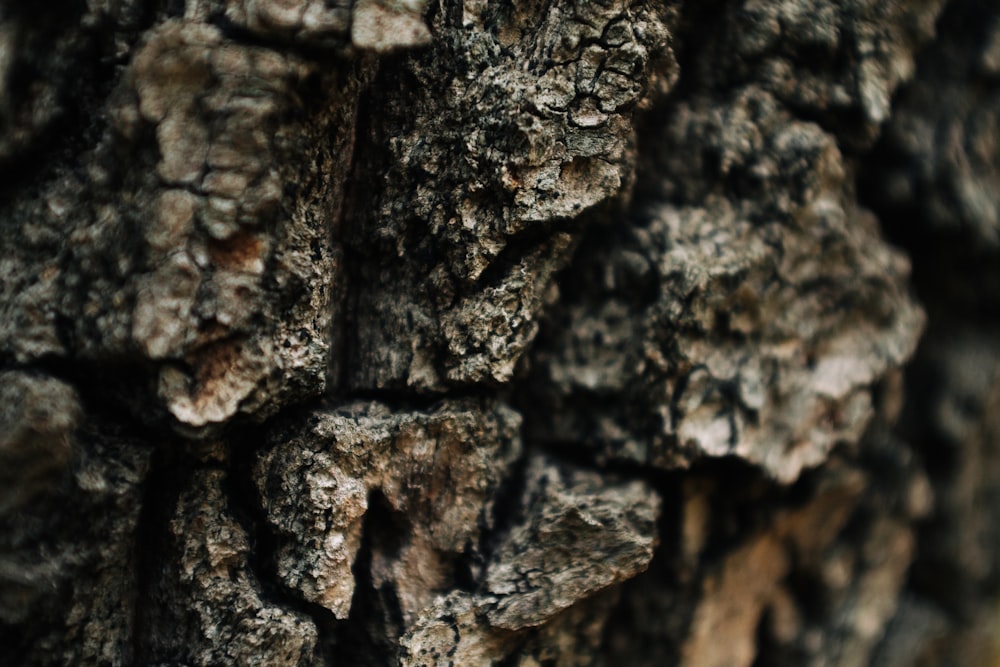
2,0,999,665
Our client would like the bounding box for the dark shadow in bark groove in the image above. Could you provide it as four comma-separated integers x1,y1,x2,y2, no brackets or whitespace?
330,386,504,410
226,424,342,665
330,489,409,666
131,446,191,665
206,12,358,61
468,445,531,594
337,69,383,395
598,465,690,667
528,438,680,493
330,63,372,397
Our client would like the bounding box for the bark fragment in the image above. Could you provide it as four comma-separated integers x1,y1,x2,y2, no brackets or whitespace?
529,86,924,482
256,399,522,621
1,16,368,433
400,452,659,666
143,467,319,666
346,0,679,390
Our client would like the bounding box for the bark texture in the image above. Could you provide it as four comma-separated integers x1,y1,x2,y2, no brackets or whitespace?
2,0,999,665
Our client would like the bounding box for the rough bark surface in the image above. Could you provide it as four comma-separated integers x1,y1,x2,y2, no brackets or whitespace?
2,0,1000,665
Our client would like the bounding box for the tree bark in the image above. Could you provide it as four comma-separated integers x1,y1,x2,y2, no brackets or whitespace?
1,0,998,665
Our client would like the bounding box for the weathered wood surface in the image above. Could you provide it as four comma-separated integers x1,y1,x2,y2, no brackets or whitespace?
2,0,999,664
